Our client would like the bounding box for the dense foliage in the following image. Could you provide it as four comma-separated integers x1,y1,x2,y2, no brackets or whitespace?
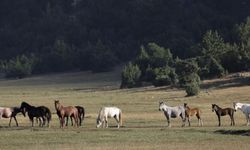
0,0,250,80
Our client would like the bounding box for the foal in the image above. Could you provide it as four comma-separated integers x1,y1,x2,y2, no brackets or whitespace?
212,104,235,126
184,103,203,126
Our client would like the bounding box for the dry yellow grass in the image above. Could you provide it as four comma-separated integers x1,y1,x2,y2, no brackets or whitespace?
0,69,250,150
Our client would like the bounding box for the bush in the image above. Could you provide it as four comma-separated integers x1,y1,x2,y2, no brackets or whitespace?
120,62,141,88
185,82,200,96
2,54,37,78
153,66,178,86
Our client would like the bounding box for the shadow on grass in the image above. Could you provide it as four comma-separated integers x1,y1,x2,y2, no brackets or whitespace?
214,129,250,136
201,77,250,90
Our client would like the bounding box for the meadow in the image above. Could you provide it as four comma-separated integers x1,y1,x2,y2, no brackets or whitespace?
0,69,250,150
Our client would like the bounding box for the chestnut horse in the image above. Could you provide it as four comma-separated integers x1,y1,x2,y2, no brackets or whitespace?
54,100,79,128
184,103,203,126
212,104,235,126
0,107,22,127
66,105,85,126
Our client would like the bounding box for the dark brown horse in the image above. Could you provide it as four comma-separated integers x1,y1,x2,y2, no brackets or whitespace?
184,103,203,126
212,104,235,126
54,100,79,128
66,105,85,126
20,102,51,127
0,107,22,127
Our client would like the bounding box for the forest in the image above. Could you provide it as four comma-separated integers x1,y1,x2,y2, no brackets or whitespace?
0,0,250,86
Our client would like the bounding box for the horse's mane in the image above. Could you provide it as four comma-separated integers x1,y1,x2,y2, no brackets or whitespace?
21,102,34,109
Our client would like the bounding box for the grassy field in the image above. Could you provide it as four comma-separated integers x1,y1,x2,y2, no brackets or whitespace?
0,68,250,150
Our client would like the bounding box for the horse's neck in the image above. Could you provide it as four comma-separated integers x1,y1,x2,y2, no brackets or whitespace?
23,103,34,109
186,106,191,110
56,103,64,111
215,105,221,111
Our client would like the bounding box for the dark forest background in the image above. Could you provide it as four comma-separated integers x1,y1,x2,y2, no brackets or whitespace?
0,0,250,81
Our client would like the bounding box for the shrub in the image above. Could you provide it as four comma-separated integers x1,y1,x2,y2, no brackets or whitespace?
185,82,200,96
120,62,141,88
2,54,37,78
152,66,178,86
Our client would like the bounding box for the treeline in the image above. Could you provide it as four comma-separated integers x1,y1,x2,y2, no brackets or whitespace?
0,0,250,78
121,18,250,95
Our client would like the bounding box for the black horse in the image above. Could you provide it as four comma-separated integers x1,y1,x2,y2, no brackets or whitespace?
20,102,51,127
66,106,85,126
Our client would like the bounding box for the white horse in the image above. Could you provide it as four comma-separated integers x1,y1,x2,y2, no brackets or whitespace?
159,101,186,127
96,107,122,128
233,102,250,126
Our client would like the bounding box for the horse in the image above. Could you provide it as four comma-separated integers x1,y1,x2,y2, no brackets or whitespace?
0,107,22,127
20,102,51,127
212,104,235,126
183,103,203,126
66,106,85,126
233,102,250,126
159,101,186,127
96,107,122,128
54,100,79,128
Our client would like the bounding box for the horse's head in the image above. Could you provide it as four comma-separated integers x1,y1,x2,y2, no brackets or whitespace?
20,102,28,117
54,100,60,110
212,104,217,112
159,101,166,111
20,107,26,117
233,102,240,111
96,118,102,128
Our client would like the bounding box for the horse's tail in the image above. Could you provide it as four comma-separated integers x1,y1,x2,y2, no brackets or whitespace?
119,110,122,127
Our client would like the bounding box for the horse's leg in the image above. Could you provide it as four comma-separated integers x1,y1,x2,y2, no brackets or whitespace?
180,114,185,127
31,118,34,127
114,115,120,128
42,117,46,127
246,114,250,126
71,116,74,126
14,116,19,127
66,116,69,126
79,114,82,126
196,114,201,126
217,115,221,126
9,117,12,127
61,117,65,128
231,114,235,126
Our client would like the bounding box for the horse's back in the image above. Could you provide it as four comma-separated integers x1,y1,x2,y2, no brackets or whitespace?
104,107,121,117
242,105,250,113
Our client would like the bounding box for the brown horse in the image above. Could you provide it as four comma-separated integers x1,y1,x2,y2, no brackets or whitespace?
212,104,235,126
0,107,22,127
54,100,79,128
66,105,85,126
184,103,203,126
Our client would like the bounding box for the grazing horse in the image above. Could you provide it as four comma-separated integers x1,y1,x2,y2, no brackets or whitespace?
54,100,79,128
20,102,51,127
66,106,85,126
212,104,235,126
233,102,250,126
184,103,203,126
0,107,22,127
96,107,122,128
159,101,186,127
